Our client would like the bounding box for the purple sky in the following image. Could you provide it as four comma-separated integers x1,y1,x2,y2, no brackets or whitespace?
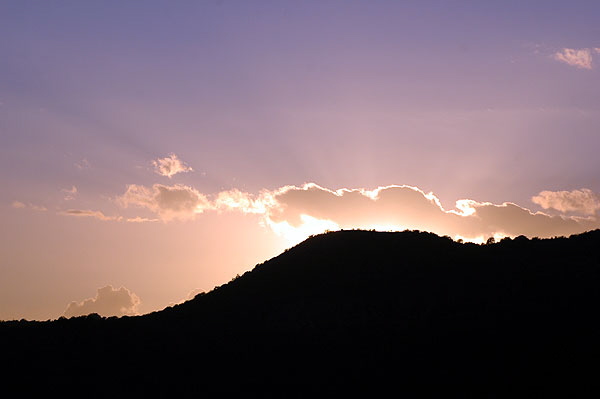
2,1,599,320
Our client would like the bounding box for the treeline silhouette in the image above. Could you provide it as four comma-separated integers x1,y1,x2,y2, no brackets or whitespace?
2,229,600,396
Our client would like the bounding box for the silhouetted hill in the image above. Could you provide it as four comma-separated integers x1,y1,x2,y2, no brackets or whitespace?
3,229,600,396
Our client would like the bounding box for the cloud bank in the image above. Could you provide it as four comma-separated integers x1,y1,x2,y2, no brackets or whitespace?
64,285,141,318
115,182,600,243
152,153,193,178
263,184,598,242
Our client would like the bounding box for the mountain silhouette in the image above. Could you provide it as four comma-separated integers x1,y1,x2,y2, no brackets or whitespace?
3,229,600,396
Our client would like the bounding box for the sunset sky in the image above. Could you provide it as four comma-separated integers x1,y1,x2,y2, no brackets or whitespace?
2,1,599,320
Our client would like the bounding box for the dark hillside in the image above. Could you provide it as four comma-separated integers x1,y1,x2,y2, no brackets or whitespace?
3,229,600,396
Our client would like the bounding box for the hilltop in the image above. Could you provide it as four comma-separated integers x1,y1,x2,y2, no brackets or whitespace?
2,229,600,395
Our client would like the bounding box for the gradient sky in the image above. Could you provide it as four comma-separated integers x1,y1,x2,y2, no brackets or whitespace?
2,1,599,320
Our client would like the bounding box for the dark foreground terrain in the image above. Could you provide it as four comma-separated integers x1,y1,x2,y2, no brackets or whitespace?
3,229,600,396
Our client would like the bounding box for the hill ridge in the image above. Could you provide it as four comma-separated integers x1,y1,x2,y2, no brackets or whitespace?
2,228,600,395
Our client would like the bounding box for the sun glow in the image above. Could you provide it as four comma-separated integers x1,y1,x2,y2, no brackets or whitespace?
362,223,406,232
454,232,511,244
266,214,340,246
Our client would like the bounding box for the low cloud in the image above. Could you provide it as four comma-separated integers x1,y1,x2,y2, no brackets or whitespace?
117,183,211,221
60,209,121,221
64,285,141,318
153,153,193,178
112,183,599,243
532,189,600,215
553,48,593,69
261,184,599,243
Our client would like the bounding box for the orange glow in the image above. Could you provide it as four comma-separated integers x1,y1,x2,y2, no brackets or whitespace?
266,214,340,246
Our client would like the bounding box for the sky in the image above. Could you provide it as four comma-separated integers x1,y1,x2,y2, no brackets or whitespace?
1,0,599,320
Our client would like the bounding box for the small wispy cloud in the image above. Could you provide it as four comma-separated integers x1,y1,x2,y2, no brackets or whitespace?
12,201,47,211
64,285,141,318
11,201,26,209
59,209,122,221
75,158,90,170
62,186,78,201
553,48,593,69
152,153,193,178
126,216,160,223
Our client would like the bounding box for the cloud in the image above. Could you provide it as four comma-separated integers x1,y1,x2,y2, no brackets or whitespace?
115,182,599,243
532,189,600,215
595,48,600,54
60,209,122,221
126,216,160,223
257,183,599,244
11,201,26,209
62,186,78,201
64,285,141,318
553,48,593,69
152,153,193,178
12,201,47,211
117,183,211,221
213,189,272,214
75,158,90,170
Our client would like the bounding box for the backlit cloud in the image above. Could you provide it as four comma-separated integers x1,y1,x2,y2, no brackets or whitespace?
114,182,599,244
64,285,141,318
152,153,193,178
260,184,598,244
213,189,273,214
553,48,593,69
532,188,600,215
60,209,121,221
117,183,211,221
